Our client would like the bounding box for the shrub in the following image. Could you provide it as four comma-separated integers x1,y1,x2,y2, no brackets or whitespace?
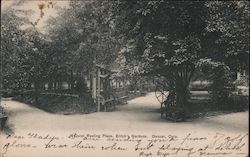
208,64,234,107
164,106,187,122
225,94,249,111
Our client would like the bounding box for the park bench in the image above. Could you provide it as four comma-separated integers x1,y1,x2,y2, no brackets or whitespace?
102,98,116,112
101,95,129,111
116,95,128,104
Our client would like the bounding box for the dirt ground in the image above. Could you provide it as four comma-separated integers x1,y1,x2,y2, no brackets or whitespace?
0,93,248,157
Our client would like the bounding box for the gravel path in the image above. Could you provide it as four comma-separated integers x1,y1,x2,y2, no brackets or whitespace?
0,93,248,157
1,92,248,133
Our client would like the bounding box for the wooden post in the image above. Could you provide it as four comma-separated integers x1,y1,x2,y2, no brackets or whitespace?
237,72,241,80
97,68,101,112
92,73,97,99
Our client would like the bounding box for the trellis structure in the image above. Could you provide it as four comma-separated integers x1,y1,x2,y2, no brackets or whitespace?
90,64,115,112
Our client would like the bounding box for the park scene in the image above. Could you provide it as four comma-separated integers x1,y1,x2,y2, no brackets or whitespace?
0,1,249,157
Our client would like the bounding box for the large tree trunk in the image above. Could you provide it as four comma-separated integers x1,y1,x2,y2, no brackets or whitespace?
166,65,194,108
175,81,189,108
176,65,194,108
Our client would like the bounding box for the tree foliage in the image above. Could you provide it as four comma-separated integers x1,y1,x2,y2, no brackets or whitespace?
111,1,249,106
1,0,249,108
1,8,45,90
44,1,120,92
1,1,120,93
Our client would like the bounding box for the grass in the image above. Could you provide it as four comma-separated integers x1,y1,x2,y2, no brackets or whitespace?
159,91,249,122
11,90,144,114
13,93,96,114
11,90,249,120
184,91,249,119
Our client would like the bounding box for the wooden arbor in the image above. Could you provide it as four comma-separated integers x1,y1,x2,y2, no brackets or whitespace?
90,64,116,112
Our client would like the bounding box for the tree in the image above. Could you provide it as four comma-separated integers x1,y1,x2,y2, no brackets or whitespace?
112,1,208,107
206,1,249,72
202,1,249,104
1,5,53,102
1,8,35,90
111,1,249,108
45,0,120,93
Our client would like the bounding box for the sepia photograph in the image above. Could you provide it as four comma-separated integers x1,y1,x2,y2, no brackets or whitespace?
0,0,249,157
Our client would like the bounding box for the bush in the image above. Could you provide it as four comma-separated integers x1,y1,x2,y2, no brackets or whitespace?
164,106,187,122
225,94,249,111
13,92,96,114
208,64,235,107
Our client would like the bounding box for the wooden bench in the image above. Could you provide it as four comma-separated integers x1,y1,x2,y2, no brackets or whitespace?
99,95,129,111
116,96,128,104
102,98,116,111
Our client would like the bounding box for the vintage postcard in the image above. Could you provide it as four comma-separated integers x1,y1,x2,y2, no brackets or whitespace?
0,1,249,157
